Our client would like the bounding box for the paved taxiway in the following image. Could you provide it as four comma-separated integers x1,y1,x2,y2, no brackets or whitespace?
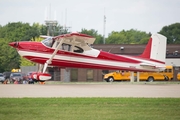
0,83,180,98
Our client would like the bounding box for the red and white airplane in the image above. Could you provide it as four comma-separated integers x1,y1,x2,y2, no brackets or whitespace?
9,33,167,81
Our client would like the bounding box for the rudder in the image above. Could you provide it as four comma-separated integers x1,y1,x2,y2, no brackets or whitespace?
141,33,167,63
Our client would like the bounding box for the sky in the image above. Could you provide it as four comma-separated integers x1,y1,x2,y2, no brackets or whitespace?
1,0,180,37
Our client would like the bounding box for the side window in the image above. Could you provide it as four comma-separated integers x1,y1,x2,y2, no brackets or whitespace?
73,46,84,53
62,43,71,51
59,43,84,53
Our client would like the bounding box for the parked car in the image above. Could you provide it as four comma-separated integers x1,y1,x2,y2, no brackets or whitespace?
10,73,23,84
0,73,5,83
3,72,11,80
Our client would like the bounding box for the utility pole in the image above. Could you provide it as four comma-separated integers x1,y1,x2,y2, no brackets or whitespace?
61,8,71,34
103,8,106,44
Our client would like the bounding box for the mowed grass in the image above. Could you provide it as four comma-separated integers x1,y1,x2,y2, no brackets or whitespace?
0,98,180,120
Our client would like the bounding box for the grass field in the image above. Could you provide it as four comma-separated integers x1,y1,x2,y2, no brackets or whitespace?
0,98,180,120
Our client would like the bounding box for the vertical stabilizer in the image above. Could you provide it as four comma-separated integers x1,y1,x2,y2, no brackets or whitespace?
141,34,167,63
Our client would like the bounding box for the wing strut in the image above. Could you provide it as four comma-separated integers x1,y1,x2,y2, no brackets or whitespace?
42,38,64,73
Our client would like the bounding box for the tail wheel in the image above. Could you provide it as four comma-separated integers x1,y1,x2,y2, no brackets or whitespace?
108,77,114,82
148,77,154,82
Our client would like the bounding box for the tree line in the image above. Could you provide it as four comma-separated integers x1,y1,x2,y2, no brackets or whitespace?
0,22,180,72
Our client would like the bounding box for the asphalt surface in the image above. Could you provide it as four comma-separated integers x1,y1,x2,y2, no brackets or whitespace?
0,83,180,98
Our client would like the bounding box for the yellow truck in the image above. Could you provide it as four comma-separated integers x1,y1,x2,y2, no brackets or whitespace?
104,66,173,82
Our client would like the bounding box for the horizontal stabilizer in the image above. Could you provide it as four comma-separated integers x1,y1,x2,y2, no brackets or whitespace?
140,63,155,67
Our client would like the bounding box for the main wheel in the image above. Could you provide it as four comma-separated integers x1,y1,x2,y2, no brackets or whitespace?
108,77,114,82
148,77,154,82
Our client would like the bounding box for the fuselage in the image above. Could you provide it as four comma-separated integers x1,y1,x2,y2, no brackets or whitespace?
10,41,165,72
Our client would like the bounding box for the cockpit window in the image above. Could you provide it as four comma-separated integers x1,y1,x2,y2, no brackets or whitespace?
42,37,53,47
42,38,84,53
60,43,84,53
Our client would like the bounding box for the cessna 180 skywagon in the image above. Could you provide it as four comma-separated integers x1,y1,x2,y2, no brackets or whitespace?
9,33,167,82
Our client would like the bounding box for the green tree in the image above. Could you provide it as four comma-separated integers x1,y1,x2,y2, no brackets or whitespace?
0,22,41,72
0,22,33,41
55,25,66,35
159,23,180,44
20,57,35,66
106,29,150,44
39,24,48,36
80,29,103,44
0,38,20,72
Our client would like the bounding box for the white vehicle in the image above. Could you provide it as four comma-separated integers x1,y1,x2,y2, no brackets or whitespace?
0,73,5,83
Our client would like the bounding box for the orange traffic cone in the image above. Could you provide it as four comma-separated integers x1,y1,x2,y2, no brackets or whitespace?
3,80,8,84
39,81,45,84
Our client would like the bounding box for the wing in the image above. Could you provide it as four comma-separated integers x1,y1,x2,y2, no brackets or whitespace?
52,33,96,51
53,32,96,45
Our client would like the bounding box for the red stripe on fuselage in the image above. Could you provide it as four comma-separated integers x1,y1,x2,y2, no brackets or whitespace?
97,51,140,63
24,56,153,72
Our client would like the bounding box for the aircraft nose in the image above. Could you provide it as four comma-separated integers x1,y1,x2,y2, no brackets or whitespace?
9,42,19,48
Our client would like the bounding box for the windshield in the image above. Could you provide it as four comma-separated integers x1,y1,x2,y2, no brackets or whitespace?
41,37,53,47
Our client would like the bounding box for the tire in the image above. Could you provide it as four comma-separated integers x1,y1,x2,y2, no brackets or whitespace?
148,77,154,82
164,76,169,81
105,79,109,82
108,77,114,82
